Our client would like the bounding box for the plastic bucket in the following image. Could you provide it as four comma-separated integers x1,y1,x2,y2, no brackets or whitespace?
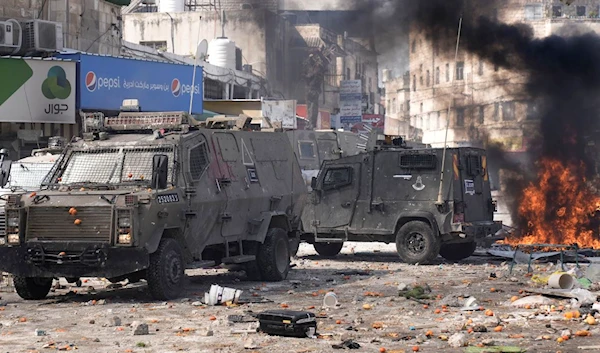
323,292,338,308
548,273,574,289
205,284,243,305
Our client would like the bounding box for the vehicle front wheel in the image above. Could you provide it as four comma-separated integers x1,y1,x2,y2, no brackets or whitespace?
314,242,344,257
256,228,290,281
439,242,477,262
395,221,440,264
147,238,185,300
13,276,53,300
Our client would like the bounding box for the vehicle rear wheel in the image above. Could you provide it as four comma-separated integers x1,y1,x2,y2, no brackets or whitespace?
147,238,185,300
13,276,53,300
439,242,477,262
314,242,344,257
256,228,290,281
395,221,440,264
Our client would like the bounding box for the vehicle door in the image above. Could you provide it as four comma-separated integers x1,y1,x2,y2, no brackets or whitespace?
212,132,249,237
312,163,361,229
458,149,492,221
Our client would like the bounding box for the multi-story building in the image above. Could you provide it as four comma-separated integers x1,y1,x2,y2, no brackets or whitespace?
122,0,379,128
408,0,600,225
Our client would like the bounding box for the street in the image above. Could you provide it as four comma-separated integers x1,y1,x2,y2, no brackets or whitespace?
1,243,597,353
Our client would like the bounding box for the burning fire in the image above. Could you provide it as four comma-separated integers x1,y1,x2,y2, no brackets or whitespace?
506,158,600,249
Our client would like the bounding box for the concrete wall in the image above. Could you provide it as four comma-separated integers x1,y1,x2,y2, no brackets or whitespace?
0,0,121,56
123,10,287,94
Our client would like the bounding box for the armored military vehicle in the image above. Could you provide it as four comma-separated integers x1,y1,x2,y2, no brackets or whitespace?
301,146,501,264
0,109,307,300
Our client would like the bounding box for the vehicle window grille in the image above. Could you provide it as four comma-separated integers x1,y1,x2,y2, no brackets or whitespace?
467,155,483,176
323,167,353,190
8,162,54,190
189,142,209,180
58,146,175,185
399,154,437,169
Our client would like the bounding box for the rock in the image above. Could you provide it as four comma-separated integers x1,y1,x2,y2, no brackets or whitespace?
481,339,495,346
397,283,409,291
561,329,571,338
244,338,259,349
199,329,214,337
89,320,95,325
448,333,467,348
440,295,461,308
511,295,555,308
416,334,427,343
509,277,519,282
93,338,100,342
191,301,203,306
34,329,46,336
109,316,121,327
472,325,487,333
133,322,149,335
96,299,106,305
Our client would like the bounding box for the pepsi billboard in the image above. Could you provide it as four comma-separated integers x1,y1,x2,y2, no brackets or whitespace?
57,53,203,114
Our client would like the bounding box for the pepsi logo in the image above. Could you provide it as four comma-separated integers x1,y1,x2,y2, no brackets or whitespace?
85,71,97,92
171,79,181,97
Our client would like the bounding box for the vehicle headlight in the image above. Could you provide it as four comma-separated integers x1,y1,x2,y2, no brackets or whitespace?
117,233,132,244
118,217,131,228
7,217,19,227
7,233,19,244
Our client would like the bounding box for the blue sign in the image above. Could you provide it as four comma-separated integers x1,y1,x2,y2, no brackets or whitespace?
56,53,203,114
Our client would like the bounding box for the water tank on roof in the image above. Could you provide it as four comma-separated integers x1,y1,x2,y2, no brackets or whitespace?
207,37,236,70
158,0,184,12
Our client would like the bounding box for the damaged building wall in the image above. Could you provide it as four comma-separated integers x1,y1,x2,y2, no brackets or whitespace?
122,9,289,98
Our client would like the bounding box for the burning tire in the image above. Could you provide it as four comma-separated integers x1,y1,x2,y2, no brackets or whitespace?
256,228,290,281
395,221,440,264
13,276,53,300
147,238,185,300
314,242,344,257
439,242,477,262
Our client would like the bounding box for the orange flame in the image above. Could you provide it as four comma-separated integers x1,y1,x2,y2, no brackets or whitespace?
506,158,600,248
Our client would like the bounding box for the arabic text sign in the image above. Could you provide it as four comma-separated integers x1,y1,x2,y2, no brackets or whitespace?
339,80,362,124
261,99,297,129
58,53,204,113
0,58,76,123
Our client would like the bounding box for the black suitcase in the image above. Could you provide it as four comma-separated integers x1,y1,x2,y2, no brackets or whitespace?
257,310,317,338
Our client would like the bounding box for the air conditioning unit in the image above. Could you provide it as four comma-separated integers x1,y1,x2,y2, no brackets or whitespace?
22,20,63,52
0,19,22,54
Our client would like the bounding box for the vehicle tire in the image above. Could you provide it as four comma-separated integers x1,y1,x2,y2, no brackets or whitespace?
243,242,262,281
289,234,300,258
395,221,440,264
439,242,477,262
314,242,344,257
256,228,290,281
147,238,185,300
13,276,53,300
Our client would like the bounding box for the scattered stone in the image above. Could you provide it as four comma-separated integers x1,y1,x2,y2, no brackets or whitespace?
244,338,259,349
448,333,467,348
96,299,106,305
109,316,121,327
473,325,488,333
481,339,495,346
397,283,409,291
93,338,100,343
191,301,204,306
89,320,95,325
199,329,214,337
34,329,46,336
440,295,462,308
133,322,149,335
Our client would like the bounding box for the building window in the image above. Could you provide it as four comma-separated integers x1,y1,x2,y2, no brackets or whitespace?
419,64,423,72
411,39,416,53
420,76,423,86
368,77,373,92
435,67,440,84
392,98,397,113
494,103,500,121
494,63,499,72
455,61,464,81
502,101,515,121
524,4,543,20
140,40,168,51
434,42,440,56
552,5,563,18
456,108,465,127
420,103,423,113
400,103,404,113
577,5,586,17
479,106,485,124
437,112,441,129
413,75,417,92
446,63,450,82
418,116,423,129
346,68,351,80
478,61,484,76
426,70,430,86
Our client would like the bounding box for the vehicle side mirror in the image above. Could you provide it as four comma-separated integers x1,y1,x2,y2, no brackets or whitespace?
0,148,11,188
151,154,169,190
311,177,318,190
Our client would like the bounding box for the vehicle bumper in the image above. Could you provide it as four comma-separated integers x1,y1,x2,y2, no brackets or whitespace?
0,242,149,278
447,221,503,245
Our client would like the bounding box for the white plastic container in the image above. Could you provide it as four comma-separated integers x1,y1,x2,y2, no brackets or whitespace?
323,292,338,308
207,37,236,70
